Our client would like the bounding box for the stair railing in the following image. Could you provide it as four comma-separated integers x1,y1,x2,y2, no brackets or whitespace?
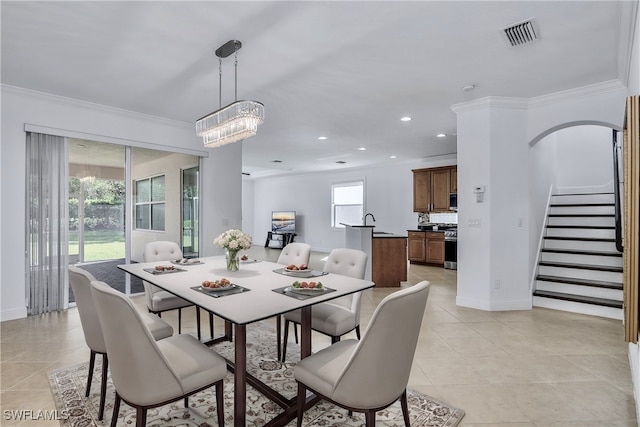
613,129,623,253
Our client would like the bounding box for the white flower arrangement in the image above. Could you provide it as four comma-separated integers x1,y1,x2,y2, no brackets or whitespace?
214,229,252,251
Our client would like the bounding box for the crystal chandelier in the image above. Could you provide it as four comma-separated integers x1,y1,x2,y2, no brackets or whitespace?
196,40,264,148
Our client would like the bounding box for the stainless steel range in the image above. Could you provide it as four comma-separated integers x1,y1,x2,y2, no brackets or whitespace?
444,228,457,270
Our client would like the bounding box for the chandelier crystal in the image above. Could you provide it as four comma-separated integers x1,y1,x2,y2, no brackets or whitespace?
196,40,264,147
197,100,264,148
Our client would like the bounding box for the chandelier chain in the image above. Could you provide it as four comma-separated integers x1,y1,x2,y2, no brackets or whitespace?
218,57,223,109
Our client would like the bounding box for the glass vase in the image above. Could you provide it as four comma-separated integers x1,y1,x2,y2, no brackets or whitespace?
225,248,240,272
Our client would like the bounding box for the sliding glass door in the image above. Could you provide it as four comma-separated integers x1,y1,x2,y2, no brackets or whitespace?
181,166,199,257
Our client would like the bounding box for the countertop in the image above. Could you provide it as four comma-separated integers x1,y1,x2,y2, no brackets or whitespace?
372,232,407,238
407,229,445,233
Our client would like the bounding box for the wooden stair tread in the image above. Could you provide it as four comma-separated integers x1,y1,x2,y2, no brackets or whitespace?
548,214,614,217
541,248,622,257
536,274,622,289
550,202,614,206
546,225,614,229
544,236,615,242
539,261,622,273
533,290,622,308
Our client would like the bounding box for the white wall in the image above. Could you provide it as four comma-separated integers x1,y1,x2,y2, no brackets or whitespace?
130,152,199,262
0,86,242,321
529,132,558,280
555,125,615,191
452,82,629,313
249,156,456,252
627,1,640,423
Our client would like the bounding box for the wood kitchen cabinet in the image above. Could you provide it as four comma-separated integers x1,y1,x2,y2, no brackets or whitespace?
412,166,457,212
372,236,407,287
408,231,444,265
450,167,458,193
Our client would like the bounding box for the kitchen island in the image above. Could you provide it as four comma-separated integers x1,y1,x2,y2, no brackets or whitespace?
341,224,407,287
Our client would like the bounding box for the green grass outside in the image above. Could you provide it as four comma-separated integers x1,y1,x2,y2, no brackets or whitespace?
69,230,125,261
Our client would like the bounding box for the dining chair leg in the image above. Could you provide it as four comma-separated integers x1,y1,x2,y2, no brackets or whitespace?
85,350,96,397
215,380,225,427
355,325,361,340
184,397,189,408
196,307,202,341
331,335,340,344
282,319,290,362
135,407,147,427
98,353,109,420
293,323,299,343
276,316,282,361
296,383,306,427
110,393,121,427
400,390,410,427
177,308,182,334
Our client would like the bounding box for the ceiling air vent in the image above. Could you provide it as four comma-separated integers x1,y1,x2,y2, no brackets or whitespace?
502,18,539,46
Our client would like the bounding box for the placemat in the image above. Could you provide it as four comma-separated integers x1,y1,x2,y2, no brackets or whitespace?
169,259,203,266
272,268,328,278
272,285,336,300
190,284,250,298
142,267,186,275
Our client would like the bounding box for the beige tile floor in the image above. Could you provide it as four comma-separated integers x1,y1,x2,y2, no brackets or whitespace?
1,246,637,426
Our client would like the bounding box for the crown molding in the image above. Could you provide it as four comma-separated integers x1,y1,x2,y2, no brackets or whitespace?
1,84,193,130
450,96,528,114
528,79,627,108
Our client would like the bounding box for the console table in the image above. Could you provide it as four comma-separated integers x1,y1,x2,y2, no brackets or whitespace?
264,232,296,248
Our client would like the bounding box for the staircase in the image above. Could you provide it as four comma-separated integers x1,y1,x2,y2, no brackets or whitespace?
533,192,623,320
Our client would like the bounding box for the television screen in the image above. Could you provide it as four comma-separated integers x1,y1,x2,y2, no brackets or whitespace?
272,211,296,233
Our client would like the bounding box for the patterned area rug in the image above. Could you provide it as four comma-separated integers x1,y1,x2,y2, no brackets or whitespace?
48,326,464,427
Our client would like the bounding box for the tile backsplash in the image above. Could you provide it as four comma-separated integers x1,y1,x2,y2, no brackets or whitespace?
421,212,458,224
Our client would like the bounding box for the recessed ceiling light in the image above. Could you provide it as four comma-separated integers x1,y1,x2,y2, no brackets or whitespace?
462,84,476,92
318,136,328,140
400,116,412,122
271,160,283,163
358,147,366,151
336,160,347,164
390,155,397,159
437,133,447,138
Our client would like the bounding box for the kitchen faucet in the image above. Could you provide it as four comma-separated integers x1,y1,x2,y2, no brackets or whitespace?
364,213,376,226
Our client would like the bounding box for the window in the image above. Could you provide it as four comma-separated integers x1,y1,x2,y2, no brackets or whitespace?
331,181,364,228
135,175,165,231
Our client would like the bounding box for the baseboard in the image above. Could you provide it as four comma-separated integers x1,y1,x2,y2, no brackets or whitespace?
1,306,28,321
456,296,532,311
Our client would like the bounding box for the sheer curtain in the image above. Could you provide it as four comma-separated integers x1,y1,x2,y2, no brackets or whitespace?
25,132,69,315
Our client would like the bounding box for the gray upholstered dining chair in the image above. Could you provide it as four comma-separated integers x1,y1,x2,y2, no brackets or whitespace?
275,242,312,359
281,248,367,362
68,265,174,421
294,280,430,427
277,242,311,266
90,280,227,427
143,241,212,340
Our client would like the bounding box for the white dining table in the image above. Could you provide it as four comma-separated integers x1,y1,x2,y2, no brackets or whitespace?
118,255,375,427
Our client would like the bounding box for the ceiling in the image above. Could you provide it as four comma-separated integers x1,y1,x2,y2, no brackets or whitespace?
1,1,634,178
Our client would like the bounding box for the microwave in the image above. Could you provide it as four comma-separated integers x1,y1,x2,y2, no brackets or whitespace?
449,193,457,211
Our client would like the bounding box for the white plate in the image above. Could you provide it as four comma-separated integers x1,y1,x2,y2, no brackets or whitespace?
240,258,259,264
171,259,202,266
283,268,313,277
200,284,235,292
285,286,325,295
144,266,182,274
